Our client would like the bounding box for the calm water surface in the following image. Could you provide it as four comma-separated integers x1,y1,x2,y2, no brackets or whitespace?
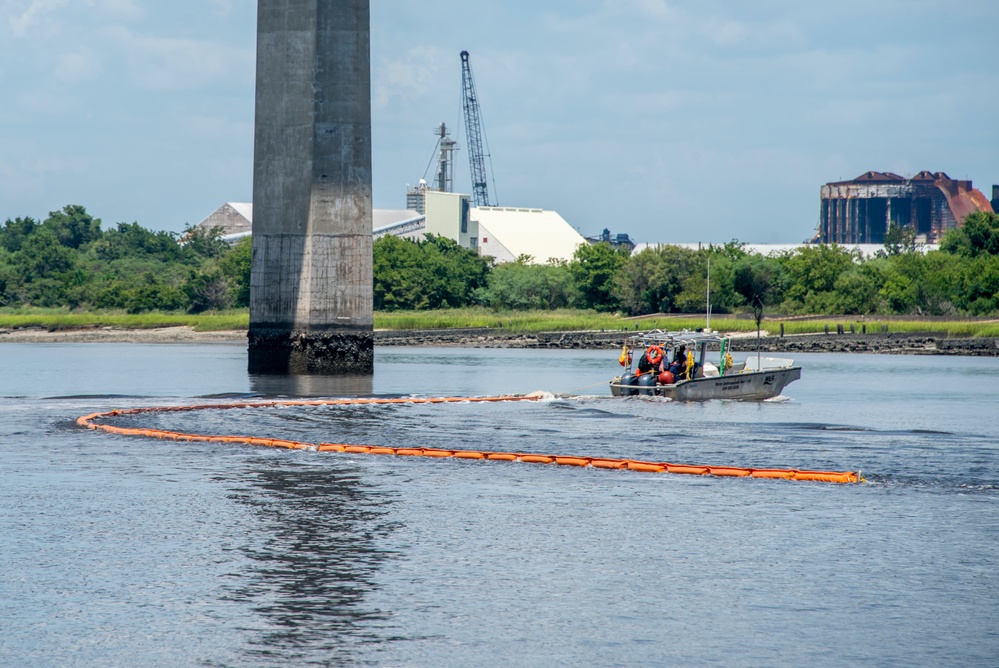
1,343,997,666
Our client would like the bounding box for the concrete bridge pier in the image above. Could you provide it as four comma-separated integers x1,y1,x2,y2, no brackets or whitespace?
249,0,373,374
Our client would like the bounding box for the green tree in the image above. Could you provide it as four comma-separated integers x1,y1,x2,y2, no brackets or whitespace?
778,244,857,313
0,216,39,252
940,212,999,258
0,260,19,306
7,230,78,306
478,258,575,310
0,205,249,311
373,235,422,310
124,272,188,313
831,264,882,314
951,254,999,315
373,234,489,310
93,222,181,262
181,224,229,261
568,242,628,311
184,268,231,312
90,280,131,310
673,248,741,314
878,252,958,315
613,245,700,315
219,237,252,307
733,254,787,310
13,229,76,281
412,234,490,309
43,205,102,249
880,222,917,257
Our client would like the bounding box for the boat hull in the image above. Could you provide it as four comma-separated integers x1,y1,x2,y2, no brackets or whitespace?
610,367,801,401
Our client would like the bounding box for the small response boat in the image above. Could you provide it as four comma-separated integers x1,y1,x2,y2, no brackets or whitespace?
609,330,801,401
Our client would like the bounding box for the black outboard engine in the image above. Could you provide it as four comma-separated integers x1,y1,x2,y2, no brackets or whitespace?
637,373,657,396
620,373,638,396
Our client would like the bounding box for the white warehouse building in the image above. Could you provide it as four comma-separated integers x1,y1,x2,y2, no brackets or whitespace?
199,192,587,265
472,206,586,264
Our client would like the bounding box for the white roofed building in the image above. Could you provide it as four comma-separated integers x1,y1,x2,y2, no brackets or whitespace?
196,202,253,241
196,198,586,264
197,203,426,245
372,192,479,251
372,208,426,240
473,206,586,264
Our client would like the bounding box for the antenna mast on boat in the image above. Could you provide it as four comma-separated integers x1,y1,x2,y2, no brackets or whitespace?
706,257,711,331
753,297,764,371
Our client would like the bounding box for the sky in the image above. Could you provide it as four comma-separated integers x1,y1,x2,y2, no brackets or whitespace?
1,0,997,244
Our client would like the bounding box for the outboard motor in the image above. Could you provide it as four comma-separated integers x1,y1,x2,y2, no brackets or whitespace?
637,373,657,396
619,373,638,396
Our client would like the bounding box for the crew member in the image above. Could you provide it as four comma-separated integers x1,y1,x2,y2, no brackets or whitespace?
638,345,664,374
669,345,687,377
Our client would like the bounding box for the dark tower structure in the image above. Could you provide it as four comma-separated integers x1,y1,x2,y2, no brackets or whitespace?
249,0,373,374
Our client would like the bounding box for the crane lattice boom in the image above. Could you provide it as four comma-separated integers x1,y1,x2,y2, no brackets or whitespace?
460,50,494,208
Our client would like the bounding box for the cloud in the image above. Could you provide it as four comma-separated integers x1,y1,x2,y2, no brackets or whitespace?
0,146,91,205
7,0,68,38
55,48,102,83
92,0,141,21
373,46,443,110
620,0,675,21
207,0,234,18
704,17,805,50
104,24,254,91
6,0,140,37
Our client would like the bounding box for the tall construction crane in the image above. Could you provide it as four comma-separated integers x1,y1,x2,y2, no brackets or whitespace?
460,50,496,208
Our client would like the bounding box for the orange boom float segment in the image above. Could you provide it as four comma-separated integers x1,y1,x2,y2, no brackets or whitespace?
75,394,860,484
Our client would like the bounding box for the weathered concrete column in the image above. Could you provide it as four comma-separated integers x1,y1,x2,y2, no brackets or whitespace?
249,0,373,374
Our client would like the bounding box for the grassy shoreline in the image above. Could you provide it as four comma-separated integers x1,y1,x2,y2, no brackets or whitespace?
2,307,998,338
0,309,249,332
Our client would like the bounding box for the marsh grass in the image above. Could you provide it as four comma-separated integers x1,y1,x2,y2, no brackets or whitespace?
0,308,249,332
772,318,999,338
373,308,624,332
2,307,997,337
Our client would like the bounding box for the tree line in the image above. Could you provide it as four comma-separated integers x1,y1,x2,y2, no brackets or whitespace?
0,205,250,312
373,212,999,317
3,205,998,316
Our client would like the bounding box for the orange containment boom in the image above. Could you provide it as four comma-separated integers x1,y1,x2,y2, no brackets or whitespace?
76,395,861,484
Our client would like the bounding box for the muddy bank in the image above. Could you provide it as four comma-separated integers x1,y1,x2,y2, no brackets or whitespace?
0,326,246,344
3,325,997,356
375,328,999,356
726,332,999,356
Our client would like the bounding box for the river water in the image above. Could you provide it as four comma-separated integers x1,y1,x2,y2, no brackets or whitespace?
1,343,997,666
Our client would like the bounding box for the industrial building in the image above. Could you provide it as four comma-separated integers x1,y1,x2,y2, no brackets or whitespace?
373,191,478,251
630,242,933,259
375,193,586,264
197,202,424,244
198,194,584,264
473,206,586,264
201,50,584,269
819,171,993,244
195,202,253,240
586,228,635,251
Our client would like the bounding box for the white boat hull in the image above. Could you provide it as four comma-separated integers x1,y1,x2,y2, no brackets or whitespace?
610,366,801,401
